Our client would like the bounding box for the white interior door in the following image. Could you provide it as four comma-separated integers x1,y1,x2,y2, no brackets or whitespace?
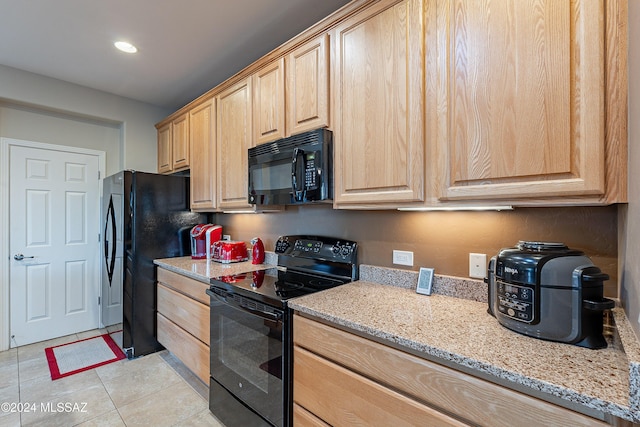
9,143,101,347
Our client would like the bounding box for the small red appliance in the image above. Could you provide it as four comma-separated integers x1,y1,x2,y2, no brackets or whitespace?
211,240,249,263
251,237,265,264
190,224,222,259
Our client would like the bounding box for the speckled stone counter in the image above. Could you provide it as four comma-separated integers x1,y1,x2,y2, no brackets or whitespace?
153,251,278,283
289,267,640,423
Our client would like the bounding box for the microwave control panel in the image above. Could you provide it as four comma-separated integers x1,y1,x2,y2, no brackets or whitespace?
304,152,318,189
496,280,535,323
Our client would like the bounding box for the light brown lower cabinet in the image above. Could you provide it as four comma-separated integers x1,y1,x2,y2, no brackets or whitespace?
293,314,612,427
156,268,210,384
293,403,330,427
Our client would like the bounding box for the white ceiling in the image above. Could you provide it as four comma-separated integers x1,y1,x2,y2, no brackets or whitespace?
0,0,352,111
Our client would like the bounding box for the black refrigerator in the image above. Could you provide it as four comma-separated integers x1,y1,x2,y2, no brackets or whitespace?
101,170,206,358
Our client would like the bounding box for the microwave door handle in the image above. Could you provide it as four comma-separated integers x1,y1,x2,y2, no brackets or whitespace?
291,147,306,202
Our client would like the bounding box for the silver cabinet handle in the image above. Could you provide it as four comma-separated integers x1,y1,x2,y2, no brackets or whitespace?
13,254,34,261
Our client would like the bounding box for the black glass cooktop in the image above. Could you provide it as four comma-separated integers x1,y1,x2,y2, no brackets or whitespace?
210,235,358,308
210,268,349,308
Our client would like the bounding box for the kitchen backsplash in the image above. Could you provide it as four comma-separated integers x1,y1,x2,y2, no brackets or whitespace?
215,204,618,297
359,264,488,302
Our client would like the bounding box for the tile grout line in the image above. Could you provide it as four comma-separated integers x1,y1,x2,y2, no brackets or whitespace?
92,361,127,427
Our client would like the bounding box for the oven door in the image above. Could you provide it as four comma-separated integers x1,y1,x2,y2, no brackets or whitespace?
207,286,285,427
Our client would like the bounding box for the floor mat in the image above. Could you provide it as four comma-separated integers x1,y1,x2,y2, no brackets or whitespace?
44,332,126,380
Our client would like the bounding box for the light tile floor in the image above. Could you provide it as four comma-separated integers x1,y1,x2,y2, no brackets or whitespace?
0,326,224,427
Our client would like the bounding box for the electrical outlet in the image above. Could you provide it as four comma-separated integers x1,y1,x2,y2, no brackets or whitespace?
223,235,231,241
469,253,487,279
393,250,414,266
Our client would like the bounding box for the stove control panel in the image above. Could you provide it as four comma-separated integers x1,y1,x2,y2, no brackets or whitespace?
275,235,357,263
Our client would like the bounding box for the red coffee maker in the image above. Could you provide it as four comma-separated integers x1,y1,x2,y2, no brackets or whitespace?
190,224,222,259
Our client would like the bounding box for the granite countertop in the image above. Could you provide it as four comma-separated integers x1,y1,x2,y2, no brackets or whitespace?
288,277,640,423
154,254,277,283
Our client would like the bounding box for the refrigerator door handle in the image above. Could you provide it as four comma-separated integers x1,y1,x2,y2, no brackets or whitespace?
104,196,117,286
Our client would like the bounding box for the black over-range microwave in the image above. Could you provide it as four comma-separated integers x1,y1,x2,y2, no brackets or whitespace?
248,128,332,206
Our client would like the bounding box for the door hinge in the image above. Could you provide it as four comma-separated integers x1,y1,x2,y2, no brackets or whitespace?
98,233,101,242
98,171,101,180
98,296,101,306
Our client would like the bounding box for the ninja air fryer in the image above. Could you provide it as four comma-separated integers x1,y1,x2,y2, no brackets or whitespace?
486,241,614,349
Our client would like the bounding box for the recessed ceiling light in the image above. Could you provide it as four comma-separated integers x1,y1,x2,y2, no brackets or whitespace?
114,41,137,54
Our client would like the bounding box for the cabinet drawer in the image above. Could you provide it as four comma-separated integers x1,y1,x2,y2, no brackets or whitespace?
294,314,606,427
157,313,209,385
157,268,209,305
294,346,467,426
293,403,330,427
157,283,209,345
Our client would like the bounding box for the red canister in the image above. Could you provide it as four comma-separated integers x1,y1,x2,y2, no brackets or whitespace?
251,237,265,264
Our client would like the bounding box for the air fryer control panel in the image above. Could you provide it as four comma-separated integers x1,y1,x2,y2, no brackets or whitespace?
496,280,535,323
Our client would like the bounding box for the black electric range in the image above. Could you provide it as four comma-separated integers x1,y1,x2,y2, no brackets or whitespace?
206,235,357,427
209,234,358,307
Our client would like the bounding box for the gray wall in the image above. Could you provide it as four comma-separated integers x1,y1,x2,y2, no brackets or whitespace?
0,64,171,175
621,2,640,340
0,102,122,175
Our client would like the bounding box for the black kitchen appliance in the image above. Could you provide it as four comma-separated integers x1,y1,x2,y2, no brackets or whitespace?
101,171,206,358
206,235,358,427
248,128,332,206
486,241,615,349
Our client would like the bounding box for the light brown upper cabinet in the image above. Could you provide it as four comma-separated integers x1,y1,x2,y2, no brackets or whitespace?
217,78,253,210
432,0,626,205
155,0,626,207
157,122,172,174
172,112,190,172
253,58,286,145
252,34,330,146
286,34,330,136
189,98,216,211
332,0,426,206
157,112,190,174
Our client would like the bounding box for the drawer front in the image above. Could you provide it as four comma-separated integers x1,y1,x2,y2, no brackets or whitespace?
294,346,467,427
158,283,209,345
157,267,210,305
157,313,209,384
293,314,606,427
293,403,330,427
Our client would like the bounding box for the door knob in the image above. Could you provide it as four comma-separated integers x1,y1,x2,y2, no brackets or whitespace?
13,253,34,261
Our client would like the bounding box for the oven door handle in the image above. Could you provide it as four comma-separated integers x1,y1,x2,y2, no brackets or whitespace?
206,288,282,322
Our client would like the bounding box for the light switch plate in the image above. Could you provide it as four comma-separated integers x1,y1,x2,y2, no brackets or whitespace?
469,253,487,279
393,250,414,266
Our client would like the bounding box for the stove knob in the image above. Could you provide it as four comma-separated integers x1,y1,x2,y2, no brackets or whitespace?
340,246,351,256
331,245,340,255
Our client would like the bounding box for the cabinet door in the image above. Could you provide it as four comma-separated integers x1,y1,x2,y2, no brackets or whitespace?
333,0,425,205
157,313,209,384
295,347,466,426
157,122,172,174
286,34,330,136
217,79,253,209
172,112,190,171
189,99,216,211
435,0,605,202
253,58,286,145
